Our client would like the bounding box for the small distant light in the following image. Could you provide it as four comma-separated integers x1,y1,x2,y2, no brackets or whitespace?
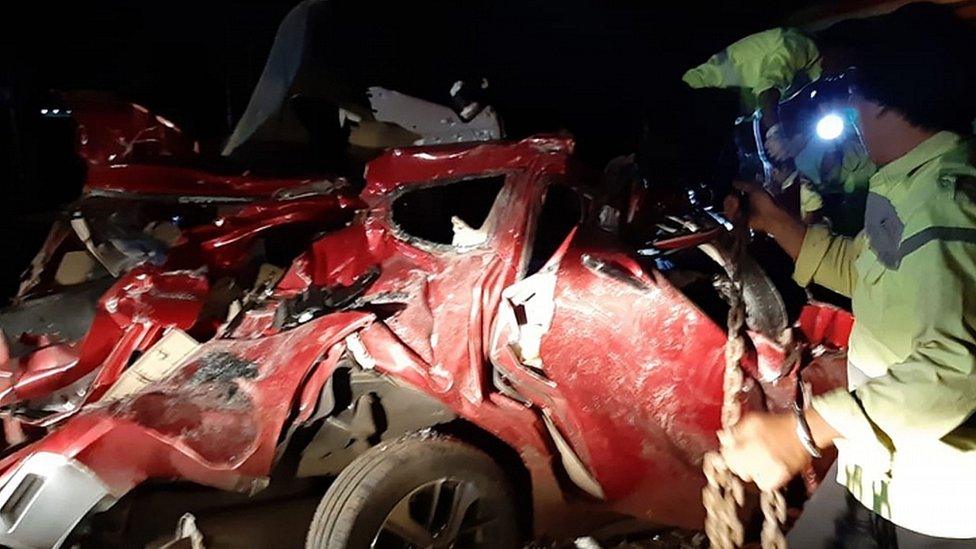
816,113,845,140
40,108,48,115
810,90,818,98
51,109,60,115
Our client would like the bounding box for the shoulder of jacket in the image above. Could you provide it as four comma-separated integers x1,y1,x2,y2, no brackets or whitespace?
730,27,804,51
934,143,976,205
894,164,976,233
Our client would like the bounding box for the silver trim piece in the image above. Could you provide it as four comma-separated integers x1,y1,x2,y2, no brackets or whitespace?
0,452,115,549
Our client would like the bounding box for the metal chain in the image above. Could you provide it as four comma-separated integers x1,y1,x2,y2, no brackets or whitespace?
760,490,787,549
703,232,787,549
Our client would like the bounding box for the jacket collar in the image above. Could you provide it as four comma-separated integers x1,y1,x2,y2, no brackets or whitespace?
872,131,960,190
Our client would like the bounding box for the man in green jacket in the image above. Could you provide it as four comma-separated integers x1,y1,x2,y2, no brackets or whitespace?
684,23,876,234
721,4,976,545
682,26,821,116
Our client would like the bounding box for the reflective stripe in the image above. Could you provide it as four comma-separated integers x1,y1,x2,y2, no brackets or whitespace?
899,227,976,260
864,193,904,269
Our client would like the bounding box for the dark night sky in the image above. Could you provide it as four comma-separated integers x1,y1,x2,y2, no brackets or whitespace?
6,0,816,162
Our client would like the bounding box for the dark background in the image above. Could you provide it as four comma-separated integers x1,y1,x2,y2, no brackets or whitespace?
5,0,816,157
0,0,820,301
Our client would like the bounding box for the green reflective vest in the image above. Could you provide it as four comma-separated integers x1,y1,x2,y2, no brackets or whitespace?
682,27,822,103
796,131,976,538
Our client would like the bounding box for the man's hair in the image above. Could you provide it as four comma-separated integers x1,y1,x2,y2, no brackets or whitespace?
835,2,976,134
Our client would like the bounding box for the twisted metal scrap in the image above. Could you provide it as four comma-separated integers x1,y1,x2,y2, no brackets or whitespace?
703,232,787,549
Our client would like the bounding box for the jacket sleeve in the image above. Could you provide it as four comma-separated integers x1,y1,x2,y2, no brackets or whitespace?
799,182,824,217
792,225,862,297
682,27,821,99
813,238,976,447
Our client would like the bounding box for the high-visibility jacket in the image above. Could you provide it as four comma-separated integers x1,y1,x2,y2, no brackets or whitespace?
796,139,877,235
682,27,821,102
795,131,976,538
684,27,875,233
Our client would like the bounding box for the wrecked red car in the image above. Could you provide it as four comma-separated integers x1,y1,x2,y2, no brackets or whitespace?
0,133,851,548
0,91,363,440
0,0,506,440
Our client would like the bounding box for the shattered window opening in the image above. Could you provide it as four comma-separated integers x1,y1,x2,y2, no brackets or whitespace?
525,184,583,276
390,175,506,249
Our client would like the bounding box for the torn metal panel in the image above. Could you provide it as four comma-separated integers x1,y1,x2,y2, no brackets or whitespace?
60,93,340,200
14,220,73,302
500,260,560,370
362,136,574,202
493,235,732,528
541,412,605,499
0,268,208,416
276,224,378,294
797,302,854,349
220,0,323,157
0,279,113,355
81,162,343,201
2,183,359,426
366,87,503,145
0,312,373,498
63,91,196,169
166,192,361,274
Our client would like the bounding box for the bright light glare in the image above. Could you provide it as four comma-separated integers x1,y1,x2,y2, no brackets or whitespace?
816,113,845,140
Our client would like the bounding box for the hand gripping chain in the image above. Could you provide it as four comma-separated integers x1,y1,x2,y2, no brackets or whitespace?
702,233,787,549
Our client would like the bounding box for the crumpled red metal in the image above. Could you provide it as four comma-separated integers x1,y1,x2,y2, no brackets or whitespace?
0,132,854,537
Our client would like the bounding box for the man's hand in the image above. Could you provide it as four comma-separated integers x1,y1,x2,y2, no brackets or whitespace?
764,123,809,163
724,181,808,260
723,181,781,233
719,411,812,491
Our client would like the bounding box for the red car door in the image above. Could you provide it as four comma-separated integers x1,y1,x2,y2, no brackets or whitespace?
358,140,571,404
491,221,731,528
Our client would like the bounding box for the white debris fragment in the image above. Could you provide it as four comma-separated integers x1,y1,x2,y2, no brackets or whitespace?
575,537,603,549
159,513,206,549
345,332,376,370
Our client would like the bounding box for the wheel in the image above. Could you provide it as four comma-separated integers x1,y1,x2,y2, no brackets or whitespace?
306,436,521,549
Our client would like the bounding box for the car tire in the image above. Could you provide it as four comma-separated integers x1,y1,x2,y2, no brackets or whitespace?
305,435,521,549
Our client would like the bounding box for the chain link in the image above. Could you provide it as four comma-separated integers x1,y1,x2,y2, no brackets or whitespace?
703,232,787,549
760,490,788,549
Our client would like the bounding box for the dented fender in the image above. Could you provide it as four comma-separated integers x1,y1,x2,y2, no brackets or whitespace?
0,311,374,499
2,268,209,408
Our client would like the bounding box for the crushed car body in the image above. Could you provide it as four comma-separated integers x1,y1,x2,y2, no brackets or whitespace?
0,132,852,547
0,91,363,435
1,62,503,437
1,0,508,442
